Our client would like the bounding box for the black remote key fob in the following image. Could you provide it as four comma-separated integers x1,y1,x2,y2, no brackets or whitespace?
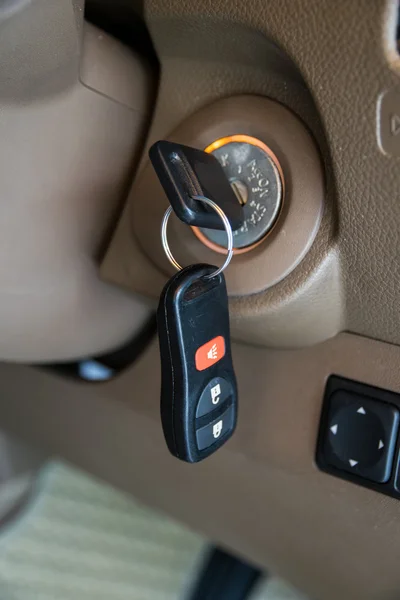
157,264,238,463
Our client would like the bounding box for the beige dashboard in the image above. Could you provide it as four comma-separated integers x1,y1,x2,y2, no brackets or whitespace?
1,1,400,599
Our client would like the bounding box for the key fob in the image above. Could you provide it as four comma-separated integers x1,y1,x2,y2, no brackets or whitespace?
157,264,238,463
149,141,244,231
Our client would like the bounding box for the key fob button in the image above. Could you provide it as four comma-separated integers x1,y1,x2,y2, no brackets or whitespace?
196,377,232,418
195,336,226,371
196,405,235,451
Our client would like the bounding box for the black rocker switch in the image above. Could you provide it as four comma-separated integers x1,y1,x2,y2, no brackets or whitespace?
317,377,400,487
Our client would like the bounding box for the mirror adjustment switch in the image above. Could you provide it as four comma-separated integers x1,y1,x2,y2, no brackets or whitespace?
196,405,235,451
318,386,399,484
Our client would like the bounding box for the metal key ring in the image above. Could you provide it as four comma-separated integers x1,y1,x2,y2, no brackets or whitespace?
161,195,234,279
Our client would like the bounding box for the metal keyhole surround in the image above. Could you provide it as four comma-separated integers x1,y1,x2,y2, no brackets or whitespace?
192,135,284,255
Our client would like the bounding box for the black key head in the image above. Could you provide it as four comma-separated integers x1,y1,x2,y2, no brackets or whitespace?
149,141,244,231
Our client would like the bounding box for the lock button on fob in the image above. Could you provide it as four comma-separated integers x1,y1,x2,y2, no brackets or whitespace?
196,377,233,418
196,405,235,451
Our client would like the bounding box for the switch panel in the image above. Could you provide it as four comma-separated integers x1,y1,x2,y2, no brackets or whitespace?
321,391,398,483
317,376,400,498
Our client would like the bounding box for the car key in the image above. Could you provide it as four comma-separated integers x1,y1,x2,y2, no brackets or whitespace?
157,263,238,463
149,140,244,231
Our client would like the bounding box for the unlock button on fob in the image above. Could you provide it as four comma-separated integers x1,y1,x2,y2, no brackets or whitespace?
196,405,235,451
196,377,233,418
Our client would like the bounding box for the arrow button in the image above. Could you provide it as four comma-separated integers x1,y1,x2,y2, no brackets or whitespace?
390,114,400,136
320,385,400,484
378,89,400,156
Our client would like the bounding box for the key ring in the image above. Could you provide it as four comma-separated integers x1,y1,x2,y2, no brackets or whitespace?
161,195,234,279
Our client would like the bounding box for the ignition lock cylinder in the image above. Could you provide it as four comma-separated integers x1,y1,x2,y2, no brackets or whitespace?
193,135,284,254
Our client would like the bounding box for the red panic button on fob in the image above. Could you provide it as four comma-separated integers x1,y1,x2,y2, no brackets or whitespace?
195,336,226,371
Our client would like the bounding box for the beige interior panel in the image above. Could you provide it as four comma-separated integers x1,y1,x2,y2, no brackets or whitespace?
0,0,154,362
133,96,326,295
1,2,400,600
128,96,342,348
0,333,400,599
102,0,400,349
101,13,340,349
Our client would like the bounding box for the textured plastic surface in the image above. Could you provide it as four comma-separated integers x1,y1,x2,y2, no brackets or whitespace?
102,0,400,350
149,141,244,230
103,96,333,348
157,264,237,462
136,0,400,349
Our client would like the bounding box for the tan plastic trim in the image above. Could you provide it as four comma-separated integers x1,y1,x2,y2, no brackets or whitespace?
0,1,154,361
0,331,399,600
132,96,325,296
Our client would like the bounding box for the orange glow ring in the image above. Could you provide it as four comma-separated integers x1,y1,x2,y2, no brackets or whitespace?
191,134,285,255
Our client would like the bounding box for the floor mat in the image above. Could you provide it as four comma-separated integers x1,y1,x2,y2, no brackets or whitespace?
0,462,307,600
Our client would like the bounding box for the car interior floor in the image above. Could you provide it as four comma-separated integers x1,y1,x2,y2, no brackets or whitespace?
0,462,308,600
